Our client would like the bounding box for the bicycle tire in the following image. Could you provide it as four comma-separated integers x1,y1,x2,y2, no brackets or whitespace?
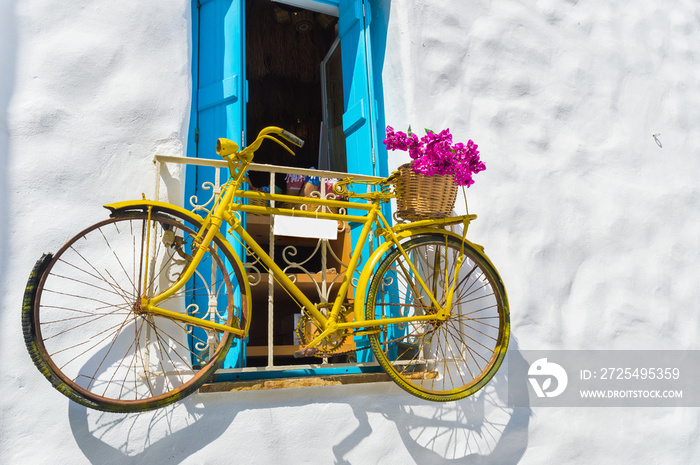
22,209,249,412
366,232,509,402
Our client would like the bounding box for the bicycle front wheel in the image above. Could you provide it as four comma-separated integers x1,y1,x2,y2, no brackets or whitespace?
366,233,509,402
22,209,249,412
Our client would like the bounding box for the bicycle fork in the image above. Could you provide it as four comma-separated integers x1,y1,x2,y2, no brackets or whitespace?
442,221,471,312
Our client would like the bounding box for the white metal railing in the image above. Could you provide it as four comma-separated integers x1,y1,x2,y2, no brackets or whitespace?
153,154,383,374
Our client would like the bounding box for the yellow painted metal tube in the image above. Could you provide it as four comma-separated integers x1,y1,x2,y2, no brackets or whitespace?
103,202,253,337
142,206,154,300
145,305,245,336
230,203,369,224
236,189,375,211
337,312,445,330
389,213,477,235
375,213,444,312
148,167,244,307
148,220,223,306
325,206,379,322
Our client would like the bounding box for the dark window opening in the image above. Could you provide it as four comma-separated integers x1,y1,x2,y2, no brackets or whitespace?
242,1,354,368
245,0,342,190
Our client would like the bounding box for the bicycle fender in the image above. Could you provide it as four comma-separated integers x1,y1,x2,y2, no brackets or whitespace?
103,200,252,336
353,227,493,320
104,200,205,225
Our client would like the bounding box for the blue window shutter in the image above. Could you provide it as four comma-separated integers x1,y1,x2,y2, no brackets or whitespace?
188,0,246,369
338,0,378,178
338,0,383,362
197,0,245,148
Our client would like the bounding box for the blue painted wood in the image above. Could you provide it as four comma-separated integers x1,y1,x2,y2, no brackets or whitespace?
198,75,239,111
338,0,377,178
198,0,244,148
342,99,367,135
214,365,384,383
188,0,246,369
338,0,382,363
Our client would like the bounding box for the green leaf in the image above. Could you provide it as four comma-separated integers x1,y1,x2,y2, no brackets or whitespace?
425,128,434,134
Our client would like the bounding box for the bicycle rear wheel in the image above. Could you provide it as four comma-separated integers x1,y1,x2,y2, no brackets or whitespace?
22,209,249,412
366,233,509,402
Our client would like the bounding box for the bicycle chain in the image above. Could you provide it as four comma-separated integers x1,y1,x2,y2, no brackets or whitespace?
295,305,359,358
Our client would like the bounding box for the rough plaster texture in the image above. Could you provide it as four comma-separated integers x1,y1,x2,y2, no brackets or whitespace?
1,0,699,463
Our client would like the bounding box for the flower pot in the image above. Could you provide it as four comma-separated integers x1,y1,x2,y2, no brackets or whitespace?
395,164,458,221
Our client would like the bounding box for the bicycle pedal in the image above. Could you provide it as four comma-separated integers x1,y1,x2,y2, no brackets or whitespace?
293,347,319,358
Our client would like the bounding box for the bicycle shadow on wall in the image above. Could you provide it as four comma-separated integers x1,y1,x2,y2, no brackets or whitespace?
68,397,235,463
68,338,530,464
327,338,530,465
381,338,531,465
65,328,238,463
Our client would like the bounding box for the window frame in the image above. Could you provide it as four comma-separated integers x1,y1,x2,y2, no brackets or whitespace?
187,0,389,380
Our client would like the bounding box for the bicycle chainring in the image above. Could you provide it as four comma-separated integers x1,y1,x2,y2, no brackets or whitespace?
295,310,352,357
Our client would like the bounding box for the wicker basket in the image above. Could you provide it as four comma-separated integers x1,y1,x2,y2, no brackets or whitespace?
395,163,458,221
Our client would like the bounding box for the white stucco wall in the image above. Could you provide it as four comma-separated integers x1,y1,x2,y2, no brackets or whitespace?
2,0,699,463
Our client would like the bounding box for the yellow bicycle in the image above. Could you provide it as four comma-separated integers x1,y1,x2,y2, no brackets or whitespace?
22,126,510,412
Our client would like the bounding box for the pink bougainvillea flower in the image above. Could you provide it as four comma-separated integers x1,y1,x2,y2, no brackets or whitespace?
383,126,485,187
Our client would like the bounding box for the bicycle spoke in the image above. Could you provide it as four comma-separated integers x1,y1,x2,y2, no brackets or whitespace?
136,218,146,301
367,233,508,401
147,247,180,292
43,306,129,340
42,288,129,310
99,225,138,295
445,319,498,341
103,317,146,398
148,323,191,386
87,309,138,392
69,244,137,303
103,268,135,307
452,316,501,333
50,271,132,300
41,311,132,325
40,302,131,316
142,316,214,364
53,314,134,376
135,320,156,398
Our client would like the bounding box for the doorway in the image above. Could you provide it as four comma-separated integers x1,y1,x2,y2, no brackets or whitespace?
245,0,345,190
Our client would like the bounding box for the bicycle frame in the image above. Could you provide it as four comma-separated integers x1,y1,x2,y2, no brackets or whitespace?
138,128,478,353
25,125,509,411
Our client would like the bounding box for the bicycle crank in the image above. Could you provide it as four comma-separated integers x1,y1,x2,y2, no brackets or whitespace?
295,310,352,358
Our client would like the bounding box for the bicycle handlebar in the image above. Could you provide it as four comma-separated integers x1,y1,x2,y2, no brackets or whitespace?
216,126,304,163
279,129,304,148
